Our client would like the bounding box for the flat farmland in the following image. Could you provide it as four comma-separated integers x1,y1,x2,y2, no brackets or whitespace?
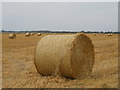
2,33,118,88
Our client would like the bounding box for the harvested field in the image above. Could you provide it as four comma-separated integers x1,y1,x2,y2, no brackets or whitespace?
2,33,118,88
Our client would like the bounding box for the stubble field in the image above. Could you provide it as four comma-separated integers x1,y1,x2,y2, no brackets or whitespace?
2,33,118,88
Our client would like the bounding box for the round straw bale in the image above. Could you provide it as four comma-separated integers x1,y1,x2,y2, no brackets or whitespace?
107,34,112,36
31,33,34,35
9,33,16,39
111,33,113,36
93,33,96,36
37,33,41,36
25,33,30,37
34,33,94,78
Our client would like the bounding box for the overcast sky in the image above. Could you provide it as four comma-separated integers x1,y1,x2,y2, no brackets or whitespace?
2,2,118,32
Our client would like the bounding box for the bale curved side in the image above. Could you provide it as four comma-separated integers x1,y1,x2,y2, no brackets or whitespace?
34,33,94,78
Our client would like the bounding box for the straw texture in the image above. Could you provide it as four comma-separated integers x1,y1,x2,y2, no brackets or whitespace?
34,33,94,78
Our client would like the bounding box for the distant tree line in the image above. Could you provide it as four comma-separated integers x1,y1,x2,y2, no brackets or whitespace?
1,30,120,34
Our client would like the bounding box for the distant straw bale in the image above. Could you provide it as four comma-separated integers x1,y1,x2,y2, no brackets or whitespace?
93,33,96,36
111,33,113,36
34,33,94,78
25,33,30,37
31,33,34,35
37,33,41,36
107,34,112,36
9,33,16,39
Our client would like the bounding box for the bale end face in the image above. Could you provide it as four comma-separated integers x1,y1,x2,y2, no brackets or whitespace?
59,34,94,78
34,33,94,78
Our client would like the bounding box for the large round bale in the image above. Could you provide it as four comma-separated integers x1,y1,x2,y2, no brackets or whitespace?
9,33,16,39
37,33,41,36
25,33,30,37
34,33,94,78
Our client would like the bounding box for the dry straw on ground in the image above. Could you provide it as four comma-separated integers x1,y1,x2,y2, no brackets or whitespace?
37,33,41,36
25,33,30,37
9,33,16,39
34,33,94,78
